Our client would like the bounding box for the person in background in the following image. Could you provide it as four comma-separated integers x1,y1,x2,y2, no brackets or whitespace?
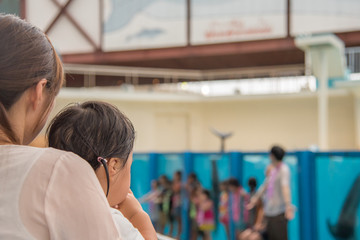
247,146,294,240
186,173,202,240
228,178,250,239
247,178,258,227
47,101,156,240
196,189,215,240
170,171,183,239
219,180,231,240
0,14,120,239
158,175,173,234
187,173,201,194
239,178,265,240
140,180,162,231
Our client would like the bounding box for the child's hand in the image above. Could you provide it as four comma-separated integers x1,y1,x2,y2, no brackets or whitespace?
115,190,142,220
114,190,157,240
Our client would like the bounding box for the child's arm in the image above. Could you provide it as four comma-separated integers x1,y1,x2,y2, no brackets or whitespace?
254,201,264,231
116,191,157,240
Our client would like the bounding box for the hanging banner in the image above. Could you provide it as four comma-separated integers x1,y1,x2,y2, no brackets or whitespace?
191,0,287,45
103,0,187,51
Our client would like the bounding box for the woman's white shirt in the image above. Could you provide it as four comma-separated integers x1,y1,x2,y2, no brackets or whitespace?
0,145,120,239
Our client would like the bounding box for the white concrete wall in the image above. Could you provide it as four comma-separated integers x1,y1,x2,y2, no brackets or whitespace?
31,88,357,152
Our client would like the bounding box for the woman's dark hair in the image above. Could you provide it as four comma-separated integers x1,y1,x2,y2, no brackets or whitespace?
47,101,135,171
248,177,257,191
270,145,286,161
0,14,63,144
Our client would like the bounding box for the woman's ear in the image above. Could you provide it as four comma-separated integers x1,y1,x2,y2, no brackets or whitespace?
30,78,48,110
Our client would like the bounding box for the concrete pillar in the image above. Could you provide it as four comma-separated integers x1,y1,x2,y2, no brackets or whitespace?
353,91,360,149
318,50,329,150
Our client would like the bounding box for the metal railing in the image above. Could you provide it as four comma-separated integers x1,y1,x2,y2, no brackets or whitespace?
346,47,360,73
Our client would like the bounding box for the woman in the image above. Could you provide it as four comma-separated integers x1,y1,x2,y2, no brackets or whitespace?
0,14,120,239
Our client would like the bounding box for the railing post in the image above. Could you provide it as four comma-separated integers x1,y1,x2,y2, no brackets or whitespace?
297,151,317,240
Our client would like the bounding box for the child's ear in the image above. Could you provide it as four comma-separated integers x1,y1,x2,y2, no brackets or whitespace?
107,158,121,175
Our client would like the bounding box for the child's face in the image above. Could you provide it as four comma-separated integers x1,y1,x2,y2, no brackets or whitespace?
107,152,133,207
199,192,207,202
174,173,181,181
229,185,236,192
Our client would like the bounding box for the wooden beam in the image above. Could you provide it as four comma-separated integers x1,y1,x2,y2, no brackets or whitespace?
50,0,99,50
186,0,191,46
99,0,104,52
20,0,26,19
337,31,360,47
62,37,297,64
45,0,73,34
287,0,291,37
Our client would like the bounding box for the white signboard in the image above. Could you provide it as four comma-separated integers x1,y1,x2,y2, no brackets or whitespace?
103,0,187,51
291,0,360,35
191,0,287,45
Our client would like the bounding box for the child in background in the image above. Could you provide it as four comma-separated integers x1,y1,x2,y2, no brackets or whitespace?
196,189,215,240
170,171,183,239
47,101,156,240
219,180,230,240
158,175,173,235
239,178,265,240
187,173,201,194
247,178,258,227
140,180,161,231
186,173,202,240
228,178,249,239
189,187,201,240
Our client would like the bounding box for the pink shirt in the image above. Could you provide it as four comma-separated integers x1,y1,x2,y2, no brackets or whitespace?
0,145,120,239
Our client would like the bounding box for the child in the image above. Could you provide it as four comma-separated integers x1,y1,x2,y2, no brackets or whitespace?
196,189,215,240
47,101,156,240
140,180,161,231
228,178,249,238
239,178,265,240
169,171,183,239
189,187,200,240
219,180,230,240
158,175,173,234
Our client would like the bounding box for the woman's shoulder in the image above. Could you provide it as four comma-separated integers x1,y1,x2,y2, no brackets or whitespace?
16,146,95,181
38,147,91,168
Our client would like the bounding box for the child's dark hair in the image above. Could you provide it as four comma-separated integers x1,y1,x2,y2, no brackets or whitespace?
47,101,135,171
175,170,182,179
248,177,257,192
188,173,197,180
228,178,240,187
202,189,211,199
